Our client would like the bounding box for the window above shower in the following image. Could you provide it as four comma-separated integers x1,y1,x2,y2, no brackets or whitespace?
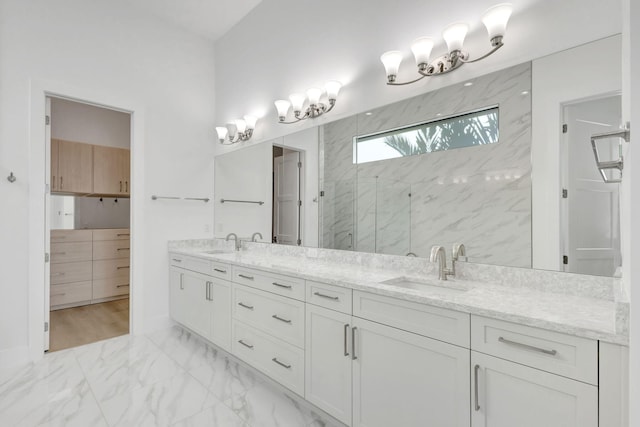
353,106,499,164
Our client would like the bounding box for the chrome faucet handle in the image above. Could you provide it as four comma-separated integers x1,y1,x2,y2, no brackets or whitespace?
452,243,466,261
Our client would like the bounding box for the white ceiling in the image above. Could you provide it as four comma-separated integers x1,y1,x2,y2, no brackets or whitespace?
128,0,263,42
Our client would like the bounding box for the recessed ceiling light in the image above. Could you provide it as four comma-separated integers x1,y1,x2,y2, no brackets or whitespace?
436,113,443,117
365,112,373,116
521,90,530,95
463,82,473,87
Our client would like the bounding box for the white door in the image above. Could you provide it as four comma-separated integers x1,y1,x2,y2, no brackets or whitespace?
352,317,470,427
274,148,300,245
471,351,597,427
209,279,231,352
563,95,621,276
305,304,352,425
44,97,52,351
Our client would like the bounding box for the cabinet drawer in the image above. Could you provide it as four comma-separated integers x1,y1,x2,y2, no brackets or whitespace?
51,242,92,263
210,261,232,281
471,316,598,385
50,281,92,307
233,284,305,349
50,261,92,285
93,277,130,299
232,320,305,396
51,229,93,243
93,259,130,280
93,229,130,241
306,281,352,314
232,266,305,301
93,240,130,260
353,291,470,348
169,253,211,275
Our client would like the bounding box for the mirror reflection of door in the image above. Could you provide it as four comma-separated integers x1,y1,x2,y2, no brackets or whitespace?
562,95,622,277
273,146,301,245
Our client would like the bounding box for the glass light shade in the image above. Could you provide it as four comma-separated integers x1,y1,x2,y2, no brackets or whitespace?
442,22,469,52
274,100,291,118
380,50,403,77
482,3,512,40
235,119,247,134
411,37,434,65
289,93,306,112
243,115,257,130
325,80,342,101
306,88,322,106
215,126,228,141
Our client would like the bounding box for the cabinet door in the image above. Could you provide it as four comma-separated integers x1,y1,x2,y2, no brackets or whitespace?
352,317,470,427
305,304,352,425
471,351,597,427
169,267,187,325
209,279,231,352
182,272,210,339
57,140,93,193
93,145,122,195
51,139,59,191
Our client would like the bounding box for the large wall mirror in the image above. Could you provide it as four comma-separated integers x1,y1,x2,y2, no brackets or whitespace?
214,36,623,278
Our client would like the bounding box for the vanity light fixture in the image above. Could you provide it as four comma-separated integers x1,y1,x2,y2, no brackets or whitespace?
275,81,342,124
381,3,512,85
216,115,258,144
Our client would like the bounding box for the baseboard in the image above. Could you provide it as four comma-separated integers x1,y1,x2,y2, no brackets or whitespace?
0,345,30,373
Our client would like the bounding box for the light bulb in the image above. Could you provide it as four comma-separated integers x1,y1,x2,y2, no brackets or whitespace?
380,51,403,82
306,88,322,106
289,93,306,113
274,100,291,120
442,22,469,53
325,81,342,102
411,37,434,67
215,126,228,143
482,3,512,45
235,119,247,134
243,115,257,130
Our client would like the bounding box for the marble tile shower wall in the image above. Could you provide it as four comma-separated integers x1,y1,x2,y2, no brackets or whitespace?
321,62,532,267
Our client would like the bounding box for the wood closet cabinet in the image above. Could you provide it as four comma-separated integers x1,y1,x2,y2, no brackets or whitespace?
93,145,130,196
51,139,93,194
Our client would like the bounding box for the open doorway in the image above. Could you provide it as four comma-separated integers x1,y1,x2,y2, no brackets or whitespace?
272,145,302,246
45,97,132,352
561,94,622,277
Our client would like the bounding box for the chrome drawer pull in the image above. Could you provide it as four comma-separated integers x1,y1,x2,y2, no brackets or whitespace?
272,314,292,324
474,364,481,411
116,284,130,288
172,258,182,263
52,252,66,255
313,292,339,301
351,327,358,360
117,266,130,270
51,293,66,297
272,282,292,289
214,268,227,273
498,337,558,356
272,357,291,369
238,302,254,310
117,247,130,251
238,339,254,349
344,324,350,357
52,272,66,276
117,233,130,237
238,274,254,280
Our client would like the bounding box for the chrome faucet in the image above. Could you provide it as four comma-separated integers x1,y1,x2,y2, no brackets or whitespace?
225,233,241,251
430,246,454,280
251,232,263,242
451,243,466,275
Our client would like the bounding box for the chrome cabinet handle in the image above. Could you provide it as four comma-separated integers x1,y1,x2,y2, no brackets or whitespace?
238,340,253,349
51,252,66,255
119,181,123,192
51,292,66,297
498,337,558,356
272,282,292,289
351,326,358,360
125,181,128,193
313,292,339,301
116,284,129,288
117,233,130,237
117,247,130,251
205,281,211,301
474,364,481,411
238,302,254,310
272,357,291,369
117,266,129,270
52,175,56,190
238,274,254,280
172,258,182,263
180,273,184,290
214,268,227,273
272,314,292,324
52,272,65,276
344,324,350,357
60,176,63,188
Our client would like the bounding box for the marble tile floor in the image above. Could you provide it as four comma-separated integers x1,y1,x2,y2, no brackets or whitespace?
0,326,344,427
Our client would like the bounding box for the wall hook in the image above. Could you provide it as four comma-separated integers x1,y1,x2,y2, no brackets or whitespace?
7,172,16,183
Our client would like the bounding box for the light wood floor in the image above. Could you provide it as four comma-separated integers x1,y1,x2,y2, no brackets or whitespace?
49,299,129,352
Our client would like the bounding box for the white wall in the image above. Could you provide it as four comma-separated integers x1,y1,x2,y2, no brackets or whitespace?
531,36,622,271
213,0,621,146
0,0,216,367
51,97,131,148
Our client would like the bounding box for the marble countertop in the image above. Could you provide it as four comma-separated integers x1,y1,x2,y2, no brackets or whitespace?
170,246,627,346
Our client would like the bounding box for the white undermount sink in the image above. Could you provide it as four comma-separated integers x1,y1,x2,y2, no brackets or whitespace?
200,249,232,255
381,276,468,295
